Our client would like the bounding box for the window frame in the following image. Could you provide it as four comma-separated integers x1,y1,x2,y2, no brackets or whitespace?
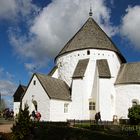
89,101,95,111
64,103,69,113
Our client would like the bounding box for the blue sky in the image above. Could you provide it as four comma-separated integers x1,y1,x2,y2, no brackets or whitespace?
0,0,140,108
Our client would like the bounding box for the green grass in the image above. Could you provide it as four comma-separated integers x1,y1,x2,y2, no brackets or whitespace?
1,121,140,140
31,122,140,140
36,125,134,140
0,117,13,124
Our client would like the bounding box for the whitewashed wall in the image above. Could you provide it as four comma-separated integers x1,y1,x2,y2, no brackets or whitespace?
69,59,98,120
21,49,122,121
70,79,87,120
56,49,121,87
90,67,99,119
56,49,122,120
22,75,50,121
50,99,71,121
13,102,20,116
115,84,140,119
99,78,116,121
56,49,121,120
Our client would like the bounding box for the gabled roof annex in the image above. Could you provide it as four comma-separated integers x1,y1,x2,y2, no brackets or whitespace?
13,85,26,102
36,73,71,101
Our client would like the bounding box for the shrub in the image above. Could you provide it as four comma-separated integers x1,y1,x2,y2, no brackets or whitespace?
0,132,12,140
11,104,33,140
128,105,140,125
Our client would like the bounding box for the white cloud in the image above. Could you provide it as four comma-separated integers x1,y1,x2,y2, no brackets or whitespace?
0,67,16,95
0,0,17,20
0,80,16,109
120,6,140,49
0,80,16,95
0,67,14,80
24,62,44,73
24,63,36,71
0,67,17,108
17,0,38,17
9,0,117,70
0,0,39,21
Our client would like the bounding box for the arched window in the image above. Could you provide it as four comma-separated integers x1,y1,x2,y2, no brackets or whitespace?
132,99,139,106
32,100,37,111
89,102,95,110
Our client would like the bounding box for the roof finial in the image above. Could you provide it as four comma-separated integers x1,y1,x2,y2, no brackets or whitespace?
89,2,93,17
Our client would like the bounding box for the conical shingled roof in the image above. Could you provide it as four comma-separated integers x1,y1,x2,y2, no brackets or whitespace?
55,17,126,62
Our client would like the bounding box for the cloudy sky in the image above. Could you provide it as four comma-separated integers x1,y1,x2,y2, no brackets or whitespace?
0,0,140,108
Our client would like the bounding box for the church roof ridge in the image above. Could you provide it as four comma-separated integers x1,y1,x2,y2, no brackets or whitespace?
55,17,126,62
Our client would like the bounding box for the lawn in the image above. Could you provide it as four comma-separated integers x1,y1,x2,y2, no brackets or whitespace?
0,117,13,125
1,121,140,140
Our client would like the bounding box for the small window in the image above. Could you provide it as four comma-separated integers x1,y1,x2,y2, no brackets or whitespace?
33,80,36,85
87,50,90,55
64,103,69,113
132,99,139,106
89,102,95,110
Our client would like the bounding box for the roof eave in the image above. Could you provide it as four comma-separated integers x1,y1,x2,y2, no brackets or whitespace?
55,48,126,63
115,82,140,85
50,97,72,101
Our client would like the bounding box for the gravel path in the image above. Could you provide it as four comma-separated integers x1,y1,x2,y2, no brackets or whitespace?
0,124,13,133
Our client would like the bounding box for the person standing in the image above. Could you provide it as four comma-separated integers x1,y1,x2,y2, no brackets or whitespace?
36,111,41,121
98,112,102,123
95,113,99,124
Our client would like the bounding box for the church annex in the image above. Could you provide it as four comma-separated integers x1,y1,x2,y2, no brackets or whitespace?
14,13,140,122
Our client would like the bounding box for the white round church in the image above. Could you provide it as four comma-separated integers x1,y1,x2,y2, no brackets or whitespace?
14,14,140,122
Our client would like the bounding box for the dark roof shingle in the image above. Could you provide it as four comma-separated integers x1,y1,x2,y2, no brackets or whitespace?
115,63,140,85
13,85,26,102
36,73,71,101
56,18,125,62
97,59,111,78
73,59,89,78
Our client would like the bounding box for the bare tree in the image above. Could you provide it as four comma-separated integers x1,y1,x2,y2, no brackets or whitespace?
0,98,7,111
